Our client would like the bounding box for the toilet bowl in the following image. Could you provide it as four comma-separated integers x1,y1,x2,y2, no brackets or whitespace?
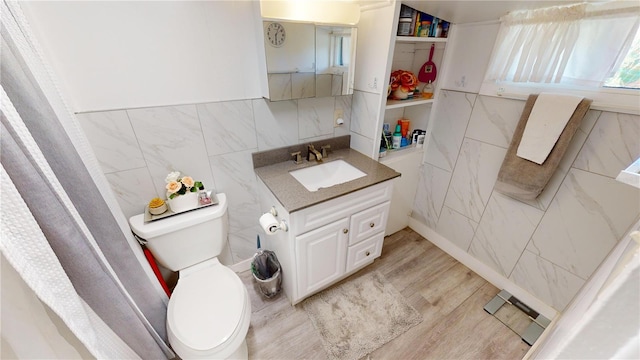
129,194,251,359
167,258,251,359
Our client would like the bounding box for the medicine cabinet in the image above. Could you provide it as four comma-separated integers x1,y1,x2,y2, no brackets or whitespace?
263,21,357,101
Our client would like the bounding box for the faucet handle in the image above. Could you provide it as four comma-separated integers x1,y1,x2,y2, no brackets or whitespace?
291,151,302,164
321,144,331,158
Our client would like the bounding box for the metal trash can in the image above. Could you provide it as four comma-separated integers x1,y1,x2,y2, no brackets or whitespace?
251,248,282,298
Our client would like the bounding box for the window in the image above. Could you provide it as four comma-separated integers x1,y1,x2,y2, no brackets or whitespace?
331,34,351,68
481,1,640,113
604,28,640,89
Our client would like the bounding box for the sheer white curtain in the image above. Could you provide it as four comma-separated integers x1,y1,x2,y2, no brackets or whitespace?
485,1,640,87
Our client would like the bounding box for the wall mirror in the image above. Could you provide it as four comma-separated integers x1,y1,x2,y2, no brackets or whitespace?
263,21,356,101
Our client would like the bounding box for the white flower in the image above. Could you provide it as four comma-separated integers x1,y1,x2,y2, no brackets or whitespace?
165,171,181,183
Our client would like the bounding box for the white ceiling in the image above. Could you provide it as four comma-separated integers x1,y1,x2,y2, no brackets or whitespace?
387,0,589,24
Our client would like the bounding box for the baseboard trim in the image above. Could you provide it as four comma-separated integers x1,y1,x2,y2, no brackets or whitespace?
408,218,558,320
229,257,252,273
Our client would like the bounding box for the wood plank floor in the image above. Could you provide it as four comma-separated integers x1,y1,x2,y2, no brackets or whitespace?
239,227,531,359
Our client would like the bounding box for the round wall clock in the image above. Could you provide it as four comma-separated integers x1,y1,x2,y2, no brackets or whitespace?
266,22,286,47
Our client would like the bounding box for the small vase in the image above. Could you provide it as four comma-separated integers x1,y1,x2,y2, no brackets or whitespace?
168,192,198,213
392,88,410,100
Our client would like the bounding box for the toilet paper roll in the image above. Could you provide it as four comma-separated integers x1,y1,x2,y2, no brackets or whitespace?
259,213,279,234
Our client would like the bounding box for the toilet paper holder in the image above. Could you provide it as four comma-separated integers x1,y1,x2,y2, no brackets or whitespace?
270,219,288,233
268,206,278,217
259,210,288,234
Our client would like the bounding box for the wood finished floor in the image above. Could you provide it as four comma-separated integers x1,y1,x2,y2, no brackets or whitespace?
239,227,531,360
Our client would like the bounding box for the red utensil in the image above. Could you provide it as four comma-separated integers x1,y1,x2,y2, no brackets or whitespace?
418,44,437,83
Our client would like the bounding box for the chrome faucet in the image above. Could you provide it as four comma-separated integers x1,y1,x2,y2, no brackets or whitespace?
307,144,323,162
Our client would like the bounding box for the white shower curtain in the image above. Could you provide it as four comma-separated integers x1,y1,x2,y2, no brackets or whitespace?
1,1,174,358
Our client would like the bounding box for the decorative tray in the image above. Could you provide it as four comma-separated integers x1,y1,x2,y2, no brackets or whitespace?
144,191,219,223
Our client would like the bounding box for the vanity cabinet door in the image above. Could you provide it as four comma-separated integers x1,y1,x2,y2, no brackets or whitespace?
295,218,349,297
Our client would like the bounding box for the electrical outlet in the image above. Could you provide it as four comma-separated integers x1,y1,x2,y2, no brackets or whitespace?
334,109,344,127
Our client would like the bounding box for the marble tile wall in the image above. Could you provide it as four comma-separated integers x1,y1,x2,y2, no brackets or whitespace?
348,90,379,157
78,95,352,263
412,90,640,311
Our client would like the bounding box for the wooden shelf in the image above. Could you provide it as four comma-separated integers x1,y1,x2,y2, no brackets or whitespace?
386,97,434,109
395,36,447,43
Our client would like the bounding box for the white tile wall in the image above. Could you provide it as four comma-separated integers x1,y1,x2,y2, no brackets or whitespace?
350,90,381,141
297,97,336,140
127,105,214,198
443,138,506,222
267,74,292,101
197,100,257,156
527,168,640,279
79,95,353,262
411,163,451,228
316,74,332,98
77,110,146,173
253,99,298,151
573,112,640,178
104,167,157,218
436,206,478,251
469,192,544,277
349,131,375,158
423,90,476,172
291,73,316,99
412,91,640,311
208,149,260,234
465,95,524,149
334,95,353,138
510,250,585,310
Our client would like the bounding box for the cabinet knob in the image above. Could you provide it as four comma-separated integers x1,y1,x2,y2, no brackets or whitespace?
369,222,375,228
343,229,349,234
365,251,371,256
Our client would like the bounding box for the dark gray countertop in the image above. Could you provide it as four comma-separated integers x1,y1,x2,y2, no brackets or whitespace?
254,147,401,213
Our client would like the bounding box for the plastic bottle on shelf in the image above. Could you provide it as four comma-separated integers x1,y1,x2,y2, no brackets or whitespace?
423,81,434,99
392,124,402,149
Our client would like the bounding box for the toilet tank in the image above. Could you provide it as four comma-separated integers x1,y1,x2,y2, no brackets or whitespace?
129,193,228,271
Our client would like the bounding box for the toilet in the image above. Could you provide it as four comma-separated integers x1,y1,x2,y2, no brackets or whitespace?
129,194,251,359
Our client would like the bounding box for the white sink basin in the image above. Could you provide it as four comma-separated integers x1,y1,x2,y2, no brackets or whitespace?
290,160,366,192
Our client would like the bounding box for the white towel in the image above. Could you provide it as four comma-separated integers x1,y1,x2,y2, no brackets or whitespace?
517,93,583,164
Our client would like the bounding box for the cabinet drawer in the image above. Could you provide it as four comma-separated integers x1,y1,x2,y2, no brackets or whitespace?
291,180,393,236
349,201,390,246
346,232,384,273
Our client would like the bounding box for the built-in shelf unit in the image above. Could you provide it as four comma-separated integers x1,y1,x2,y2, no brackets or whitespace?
380,11,450,159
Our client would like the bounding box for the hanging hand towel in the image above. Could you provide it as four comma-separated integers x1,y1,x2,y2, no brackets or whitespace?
495,94,592,201
516,93,584,164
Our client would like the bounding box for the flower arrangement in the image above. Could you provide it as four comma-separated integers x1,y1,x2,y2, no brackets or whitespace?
388,69,418,100
165,171,203,199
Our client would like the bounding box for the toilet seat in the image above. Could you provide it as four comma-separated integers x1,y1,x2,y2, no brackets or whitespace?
167,260,250,358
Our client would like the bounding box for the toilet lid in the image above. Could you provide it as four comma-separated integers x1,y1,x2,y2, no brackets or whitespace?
168,264,246,351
